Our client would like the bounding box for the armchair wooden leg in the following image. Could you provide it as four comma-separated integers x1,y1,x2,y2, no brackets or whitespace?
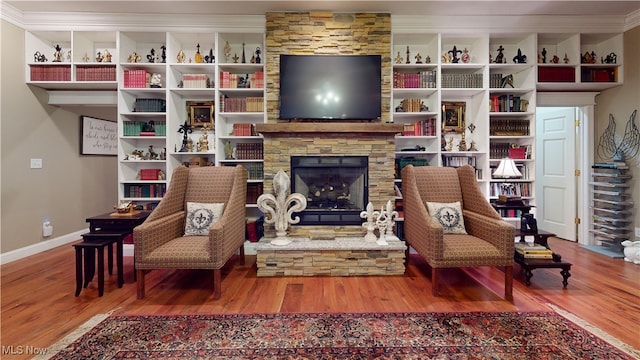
213,269,222,300
505,265,513,302
239,245,245,266
136,269,145,299
431,267,439,296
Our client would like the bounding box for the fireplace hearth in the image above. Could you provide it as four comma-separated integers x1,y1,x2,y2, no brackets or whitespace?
291,156,368,225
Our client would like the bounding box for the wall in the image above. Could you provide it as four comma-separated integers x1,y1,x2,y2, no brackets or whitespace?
1,20,118,256
594,25,640,234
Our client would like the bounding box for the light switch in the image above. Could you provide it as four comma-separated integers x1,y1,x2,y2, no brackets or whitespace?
30,158,43,169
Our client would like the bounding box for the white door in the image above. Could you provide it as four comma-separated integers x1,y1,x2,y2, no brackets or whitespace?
536,107,577,241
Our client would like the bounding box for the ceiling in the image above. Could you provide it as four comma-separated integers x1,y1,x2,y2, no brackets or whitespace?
5,0,640,17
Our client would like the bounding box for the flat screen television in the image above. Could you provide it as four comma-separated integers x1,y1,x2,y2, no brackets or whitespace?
279,54,382,120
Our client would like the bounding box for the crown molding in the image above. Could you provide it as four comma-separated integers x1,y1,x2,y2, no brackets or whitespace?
392,15,627,33
0,2,24,27
625,9,640,31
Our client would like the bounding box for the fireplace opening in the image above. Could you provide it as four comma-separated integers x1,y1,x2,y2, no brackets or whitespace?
291,156,368,225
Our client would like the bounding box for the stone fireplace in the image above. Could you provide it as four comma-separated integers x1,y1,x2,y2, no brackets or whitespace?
256,122,402,238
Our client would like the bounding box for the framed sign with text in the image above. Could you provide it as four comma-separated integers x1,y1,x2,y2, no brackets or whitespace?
81,116,117,155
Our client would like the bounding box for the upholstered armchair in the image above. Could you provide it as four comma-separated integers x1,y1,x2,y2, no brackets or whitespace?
134,165,248,300
401,164,515,301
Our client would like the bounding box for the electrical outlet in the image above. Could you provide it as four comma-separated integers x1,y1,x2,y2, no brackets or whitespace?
30,158,43,169
635,227,640,238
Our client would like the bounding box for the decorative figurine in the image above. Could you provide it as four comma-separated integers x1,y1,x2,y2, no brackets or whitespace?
458,131,467,151
53,44,63,62
256,169,307,246
232,53,239,63
146,48,156,63
406,46,410,64
241,42,246,63
441,134,447,151
360,202,381,243
178,121,193,152
500,74,514,88
128,52,141,63
160,45,166,63
395,51,403,64
148,145,158,160
150,73,162,88
541,48,547,63
34,51,47,62
461,48,470,63
198,130,209,152
494,45,505,63
96,51,103,63
177,50,186,63
446,136,454,151
224,41,231,62
67,50,72,62
468,140,478,152
564,53,570,64
467,123,476,133
512,48,526,63
551,55,560,64
255,47,261,64
102,49,112,63
82,52,90,62
187,137,194,152
448,45,462,63
224,141,234,159
603,52,617,64
420,101,429,112
425,55,431,64
206,48,215,63
442,52,452,64
415,53,422,64
194,43,203,63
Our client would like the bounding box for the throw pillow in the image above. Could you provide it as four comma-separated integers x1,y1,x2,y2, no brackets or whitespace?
426,201,467,234
184,202,225,236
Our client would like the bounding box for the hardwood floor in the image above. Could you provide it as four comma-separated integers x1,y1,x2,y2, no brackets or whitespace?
1,237,639,359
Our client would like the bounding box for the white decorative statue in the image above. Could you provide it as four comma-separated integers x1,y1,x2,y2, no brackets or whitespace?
257,169,307,246
360,202,380,242
621,241,640,264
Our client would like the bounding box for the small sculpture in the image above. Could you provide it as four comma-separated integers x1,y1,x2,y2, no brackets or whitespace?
395,51,403,64
257,169,308,245
114,200,134,214
160,45,167,63
360,202,380,242
415,53,422,64
563,53,570,64
461,48,470,63
494,45,505,63
150,73,162,88
621,241,640,264
96,51,103,62
551,55,560,64
467,123,476,133
146,48,156,63
53,44,63,62
603,52,617,64
420,101,429,112
34,51,47,62
442,52,452,64
448,45,462,63
224,41,231,62
178,121,193,152
82,52,90,62
194,43,203,63
597,110,639,161
255,47,262,64
512,48,526,63
241,42,246,63
224,141,234,159
128,52,141,63
468,140,478,152
425,55,431,64
541,48,547,63
582,51,596,64
205,48,215,63
458,131,467,151
500,74,514,88
148,145,158,160
103,49,112,62
406,46,410,64
232,53,239,63
446,136,454,151
198,130,209,152
177,50,185,63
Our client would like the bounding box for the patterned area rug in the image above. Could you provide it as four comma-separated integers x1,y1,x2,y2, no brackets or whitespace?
42,312,637,359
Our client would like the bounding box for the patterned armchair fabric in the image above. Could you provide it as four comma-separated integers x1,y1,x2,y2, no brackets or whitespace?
134,165,248,300
401,164,515,301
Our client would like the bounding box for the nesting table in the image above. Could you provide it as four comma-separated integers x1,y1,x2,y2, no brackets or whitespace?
513,229,572,287
73,211,150,296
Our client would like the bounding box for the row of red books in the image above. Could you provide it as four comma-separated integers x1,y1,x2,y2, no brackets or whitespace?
182,73,209,88
401,118,437,136
220,96,264,112
30,65,71,81
235,143,263,160
219,71,264,89
76,66,116,81
232,123,256,136
123,69,150,88
490,95,527,112
393,70,437,89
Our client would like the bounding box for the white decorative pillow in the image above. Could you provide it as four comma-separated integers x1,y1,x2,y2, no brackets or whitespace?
426,201,467,234
184,202,225,236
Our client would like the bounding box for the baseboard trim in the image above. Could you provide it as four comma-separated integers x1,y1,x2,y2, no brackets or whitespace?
0,229,87,265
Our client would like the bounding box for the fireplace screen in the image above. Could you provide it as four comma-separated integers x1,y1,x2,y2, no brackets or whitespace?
291,156,368,225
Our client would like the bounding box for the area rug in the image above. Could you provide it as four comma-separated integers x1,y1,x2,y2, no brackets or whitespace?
41,311,637,359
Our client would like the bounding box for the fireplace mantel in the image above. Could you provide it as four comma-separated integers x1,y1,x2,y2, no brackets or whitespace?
255,122,403,135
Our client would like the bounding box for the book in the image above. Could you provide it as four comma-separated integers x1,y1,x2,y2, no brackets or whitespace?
515,242,547,251
516,252,554,259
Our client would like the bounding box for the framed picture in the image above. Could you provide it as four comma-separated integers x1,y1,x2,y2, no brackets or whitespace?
80,116,117,155
442,101,465,133
187,101,214,129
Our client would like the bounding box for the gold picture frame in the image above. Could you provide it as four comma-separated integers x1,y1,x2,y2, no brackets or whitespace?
442,101,465,133
187,101,214,129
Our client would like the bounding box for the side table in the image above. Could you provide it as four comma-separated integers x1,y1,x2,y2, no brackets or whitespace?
74,211,150,297
513,229,572,288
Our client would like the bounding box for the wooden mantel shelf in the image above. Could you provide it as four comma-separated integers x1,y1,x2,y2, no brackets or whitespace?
255,122,404,135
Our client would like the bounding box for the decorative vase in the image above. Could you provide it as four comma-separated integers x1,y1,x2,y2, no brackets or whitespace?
621,240,640,264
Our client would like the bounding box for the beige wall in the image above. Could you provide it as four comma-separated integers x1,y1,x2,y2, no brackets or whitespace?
1,20,118,254
595,25,640,232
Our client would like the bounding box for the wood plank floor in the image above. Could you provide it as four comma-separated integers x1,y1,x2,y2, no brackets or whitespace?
1,237,639,359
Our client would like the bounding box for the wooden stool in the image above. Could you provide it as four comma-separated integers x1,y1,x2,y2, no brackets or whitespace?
74,231,127,296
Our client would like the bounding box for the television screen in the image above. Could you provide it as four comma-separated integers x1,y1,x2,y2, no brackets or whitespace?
279,55,382,120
